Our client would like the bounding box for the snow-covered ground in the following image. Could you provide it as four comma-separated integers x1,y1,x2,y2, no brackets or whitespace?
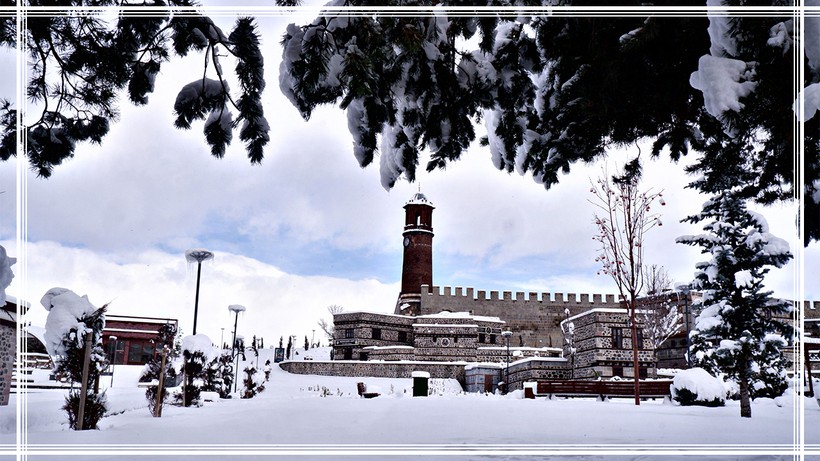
1,348,818,460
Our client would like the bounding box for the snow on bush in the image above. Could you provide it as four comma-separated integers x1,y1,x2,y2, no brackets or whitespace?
41,287,98,358
0,245,14,305
671,368,726,407
183,334,216,357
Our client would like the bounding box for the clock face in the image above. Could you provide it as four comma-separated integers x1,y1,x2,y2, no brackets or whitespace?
403,237,410,247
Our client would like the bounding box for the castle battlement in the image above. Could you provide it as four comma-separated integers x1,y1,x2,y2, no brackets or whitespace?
421,285,618,305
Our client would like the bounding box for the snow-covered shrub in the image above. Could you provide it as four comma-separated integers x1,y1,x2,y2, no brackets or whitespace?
42,288,109,430
0,245,15,305
63,391,107,430
202,351,234,399
175,334,213,407
140,323,178,415
671,368,726,407
241,366,259,399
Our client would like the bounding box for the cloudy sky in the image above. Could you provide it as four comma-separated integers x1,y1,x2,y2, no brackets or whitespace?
0,5,815,348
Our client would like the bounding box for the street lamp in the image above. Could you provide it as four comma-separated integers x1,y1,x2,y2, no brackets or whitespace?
228,304,246,393
234,335,246,393
501,330,513,394
185,249,214,335
220,328,225,350
108,335,118,388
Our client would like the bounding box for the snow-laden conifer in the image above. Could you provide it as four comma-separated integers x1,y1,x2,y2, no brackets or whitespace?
677,188,793,418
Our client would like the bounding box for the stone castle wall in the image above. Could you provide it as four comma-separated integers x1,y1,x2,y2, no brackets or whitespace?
419,285,620,351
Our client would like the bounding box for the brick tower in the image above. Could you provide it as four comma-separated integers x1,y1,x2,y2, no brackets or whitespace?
396,192,434,316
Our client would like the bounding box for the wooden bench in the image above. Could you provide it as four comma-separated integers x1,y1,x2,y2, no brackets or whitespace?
534,380,673,400
357,382,380,399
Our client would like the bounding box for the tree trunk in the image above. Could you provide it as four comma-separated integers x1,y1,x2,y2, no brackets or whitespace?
76,332,93,430
739,351,752,418
630,299,641,405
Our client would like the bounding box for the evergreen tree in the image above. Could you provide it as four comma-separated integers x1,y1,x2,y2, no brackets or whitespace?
49,301,109,430
140,322,178,415
304,335,309,351
286,336,292,360
178,349,208,407
241,366,258,399
201,350,234,399
677,187,793,418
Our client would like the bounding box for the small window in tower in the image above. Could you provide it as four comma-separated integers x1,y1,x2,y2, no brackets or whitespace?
489,334,496,344
398,331,407,343
345,329,354,339
372,328,381,340
479,333,485,343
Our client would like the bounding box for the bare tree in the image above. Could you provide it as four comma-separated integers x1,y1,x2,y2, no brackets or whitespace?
639,299,683,378
643,264,672,296
590,159,664,405
561,308,577,380
317,305,344,341
638,265,682,377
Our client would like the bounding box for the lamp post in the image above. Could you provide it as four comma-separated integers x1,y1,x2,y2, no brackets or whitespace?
185,249,214,335
220,328,225,350
312,329,315,347
108,335,118,388
228,304,246,393
501,330,512,394
234,335,245,393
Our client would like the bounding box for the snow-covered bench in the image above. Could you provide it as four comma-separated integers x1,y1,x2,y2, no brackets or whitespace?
357,382,380,399
532,380,672,400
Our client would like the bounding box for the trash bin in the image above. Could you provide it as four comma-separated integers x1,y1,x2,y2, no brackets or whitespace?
523,382,536,399
412,371,430,397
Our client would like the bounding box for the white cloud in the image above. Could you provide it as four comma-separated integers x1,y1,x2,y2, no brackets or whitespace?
5,239,399,345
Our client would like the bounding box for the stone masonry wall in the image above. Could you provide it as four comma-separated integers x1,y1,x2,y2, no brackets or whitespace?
566,310,654,379
279,360,467,385
419,285,620,351
0,323,15,405
806,301,820,320
505,358,571,391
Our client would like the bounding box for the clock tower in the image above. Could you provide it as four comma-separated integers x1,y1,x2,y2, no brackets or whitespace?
396,192,434,316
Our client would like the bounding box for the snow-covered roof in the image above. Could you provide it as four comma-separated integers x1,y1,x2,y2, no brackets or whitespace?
337,311,414,320
105,328,159,335
106,315,177,325
406,192,433,206
477,346,562,352
413,323,479,329
416,310,504,323
4,295,30,308
362,345,414,350
559,307,633,326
